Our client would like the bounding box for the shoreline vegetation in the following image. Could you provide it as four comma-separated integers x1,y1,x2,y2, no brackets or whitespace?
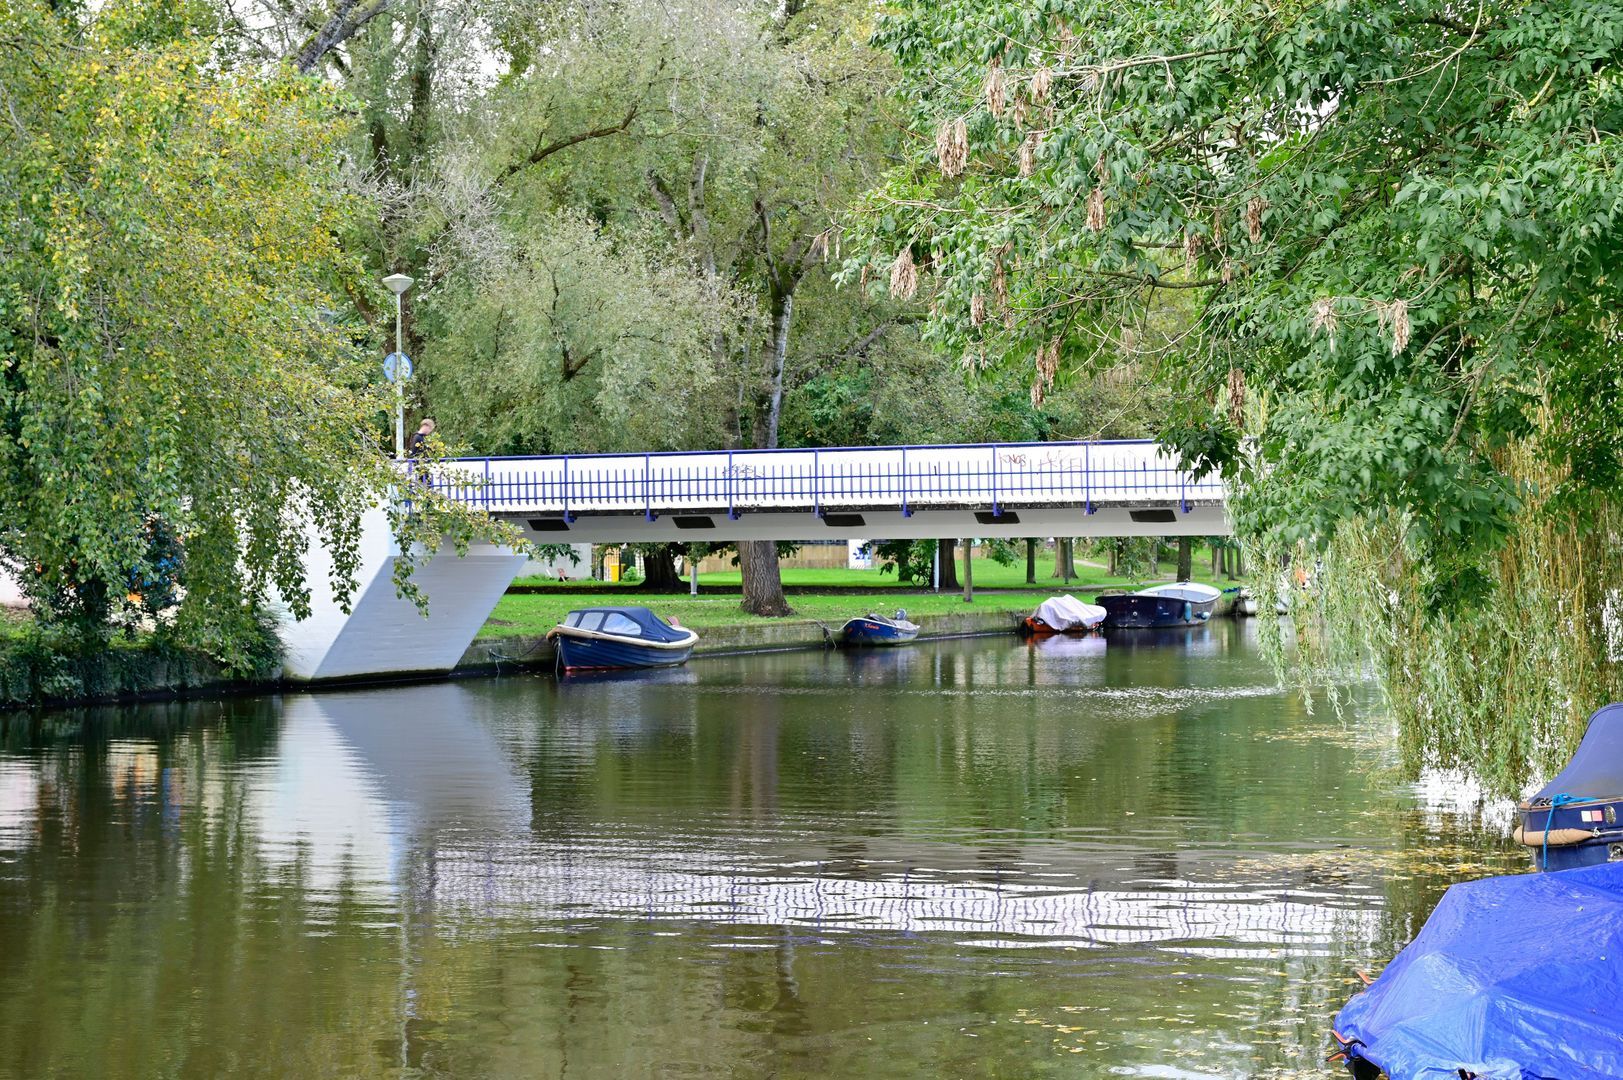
0,554,1244,709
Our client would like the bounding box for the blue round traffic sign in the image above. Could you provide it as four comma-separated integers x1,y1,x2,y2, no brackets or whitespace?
383,352,413,383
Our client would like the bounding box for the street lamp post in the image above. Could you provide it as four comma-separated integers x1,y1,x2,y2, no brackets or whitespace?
382,273,415,459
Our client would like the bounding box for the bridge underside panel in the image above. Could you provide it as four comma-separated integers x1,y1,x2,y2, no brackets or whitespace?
504,504,1229,545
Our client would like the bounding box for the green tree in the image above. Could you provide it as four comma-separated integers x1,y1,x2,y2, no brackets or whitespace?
0,0,498,664
421,211,745,454
399,0,912,618
851,0,1623,787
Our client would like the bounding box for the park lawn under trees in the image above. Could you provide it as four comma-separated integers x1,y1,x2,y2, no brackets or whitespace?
508,560,1229,594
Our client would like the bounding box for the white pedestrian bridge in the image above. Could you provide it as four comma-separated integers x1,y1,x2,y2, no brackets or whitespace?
422,439,1228,544
276,441,1230,683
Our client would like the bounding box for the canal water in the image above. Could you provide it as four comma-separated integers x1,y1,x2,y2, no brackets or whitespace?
0,622,1521,1078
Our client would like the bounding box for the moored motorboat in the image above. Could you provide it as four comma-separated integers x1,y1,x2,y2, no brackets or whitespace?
548,606,698,671
1095,581,1221,628
1514,702,1623,870
841,611,920,647
1021,594,1107,636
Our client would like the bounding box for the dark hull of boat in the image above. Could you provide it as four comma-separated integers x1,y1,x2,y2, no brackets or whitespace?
1516,796,1623,871
842,618,920,647
1095,594,1217,628
555,634,694,671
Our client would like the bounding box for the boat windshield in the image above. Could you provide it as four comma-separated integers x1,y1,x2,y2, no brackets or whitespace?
600,612,644,637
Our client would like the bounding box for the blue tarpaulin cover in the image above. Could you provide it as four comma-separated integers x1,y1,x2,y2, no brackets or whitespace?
1335,862,1623,1078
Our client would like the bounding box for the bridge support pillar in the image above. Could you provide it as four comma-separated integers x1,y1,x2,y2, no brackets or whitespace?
273,507,528,682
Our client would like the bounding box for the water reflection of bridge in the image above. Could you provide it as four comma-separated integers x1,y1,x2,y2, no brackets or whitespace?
237,686,1377,955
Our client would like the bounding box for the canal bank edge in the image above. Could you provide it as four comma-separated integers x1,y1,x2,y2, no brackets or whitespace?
0,608,1024,709
454,608,1027,674
0,595,1243,707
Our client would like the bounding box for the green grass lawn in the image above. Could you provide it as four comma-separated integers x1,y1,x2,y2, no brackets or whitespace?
481,589,1048,639
486,550,1246,639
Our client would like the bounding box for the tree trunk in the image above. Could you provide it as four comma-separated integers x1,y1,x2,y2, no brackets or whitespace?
938,539,959,591
763,292,794,451
1177,537,1193,582
1053,538,1075,581
1109,539,1118,577
1211,542,1220,576
738,540,793,616
1025,538,1036,584
738,289,796,617
962,540,974,603
638,544,685,592
1234,546,1245,578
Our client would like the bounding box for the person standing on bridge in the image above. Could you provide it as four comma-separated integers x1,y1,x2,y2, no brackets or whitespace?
409,417,436,457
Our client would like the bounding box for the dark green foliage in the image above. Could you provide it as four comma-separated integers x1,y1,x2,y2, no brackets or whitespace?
0,616,281,707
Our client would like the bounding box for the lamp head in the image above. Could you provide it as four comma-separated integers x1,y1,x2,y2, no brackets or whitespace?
382,273,415,296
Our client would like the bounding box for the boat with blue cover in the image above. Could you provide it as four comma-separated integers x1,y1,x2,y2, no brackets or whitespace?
1094,581,1222,628
1514,702,1623,871
549,607,698,671
841,611,920,647
1331,860,1623,1079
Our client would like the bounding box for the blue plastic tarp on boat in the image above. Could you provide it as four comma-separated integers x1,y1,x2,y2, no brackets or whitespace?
1335,861,1623,1079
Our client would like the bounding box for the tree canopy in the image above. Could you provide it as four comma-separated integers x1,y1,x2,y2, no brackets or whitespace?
850,0,1623,600
0,0,500,661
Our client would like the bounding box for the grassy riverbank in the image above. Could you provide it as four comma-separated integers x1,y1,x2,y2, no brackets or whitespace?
483,556,1244,640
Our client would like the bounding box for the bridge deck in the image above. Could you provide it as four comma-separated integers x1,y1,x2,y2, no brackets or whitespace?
421,440,1224,519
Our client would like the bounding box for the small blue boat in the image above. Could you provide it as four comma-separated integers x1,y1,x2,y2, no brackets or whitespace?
1332,861,1623,1078
549,607,698,671
1095,582,1221,628
841,611,920,647
1515,702,1623,871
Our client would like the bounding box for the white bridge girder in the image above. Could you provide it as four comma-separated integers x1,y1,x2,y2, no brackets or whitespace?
503,503,1228,545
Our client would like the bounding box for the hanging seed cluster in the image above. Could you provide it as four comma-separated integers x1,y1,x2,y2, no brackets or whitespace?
983,58,1006,118
990,243,1011,313
1086,152,1109,231
1031,337,1061,407
889,248,918,300
1375,298,1411,355
936,117,968,178
1309,297,1339,341
1246,196,1268,243
1029,67,1052,105
1019,132,1040,177
1227,367,1246,428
